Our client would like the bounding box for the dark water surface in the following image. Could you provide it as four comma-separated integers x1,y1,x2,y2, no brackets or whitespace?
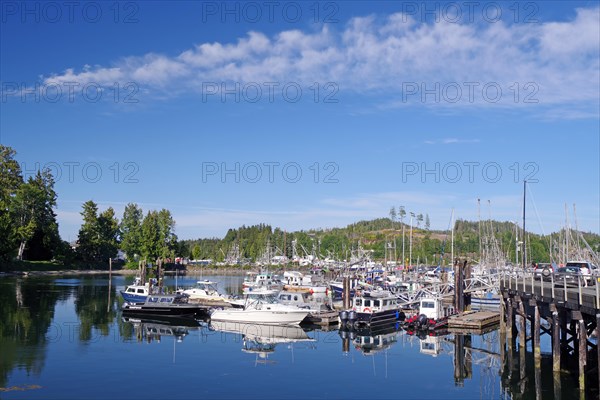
0,275,585,399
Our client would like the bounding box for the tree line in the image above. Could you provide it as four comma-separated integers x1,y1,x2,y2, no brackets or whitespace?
0,145,177,269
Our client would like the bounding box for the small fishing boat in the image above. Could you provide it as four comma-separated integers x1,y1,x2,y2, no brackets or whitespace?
120,277,157,303
179,280,233,306
277,288,338,324
210,289,309,325
122,293,208,318
242,272,283,291
470,291,501,310
339,290,405,328
403,297,454,331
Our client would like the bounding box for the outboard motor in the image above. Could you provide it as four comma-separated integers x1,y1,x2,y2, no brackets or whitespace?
340,311,349,321
348,310,357,321
417,314,429,329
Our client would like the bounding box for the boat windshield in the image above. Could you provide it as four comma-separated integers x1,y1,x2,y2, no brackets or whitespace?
247,293,278,305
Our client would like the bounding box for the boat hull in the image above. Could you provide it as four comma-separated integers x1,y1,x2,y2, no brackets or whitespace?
210,309,309,325
344,309,403,327
122,304,206,318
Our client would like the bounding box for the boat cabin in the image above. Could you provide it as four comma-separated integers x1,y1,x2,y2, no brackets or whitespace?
418,298,452,320
353,291,398,314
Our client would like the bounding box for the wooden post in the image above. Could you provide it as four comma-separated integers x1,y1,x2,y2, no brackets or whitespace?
597,314,600,393
578,317,587,394
343,277,350,309
507,298,514,342
454,260,464,313
535,356,542,400
533,300,541,366
553,370,562,400
553,310,561,372
518,297,526,350
500,296,506,333
464,261,471,311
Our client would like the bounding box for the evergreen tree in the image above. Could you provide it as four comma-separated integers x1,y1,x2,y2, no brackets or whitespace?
141,211,160,260
77,201,100,262
398,206,406,225
425,214,431,230
389,206,397,228
0,145,23,263
157,209,177,259
119,203,143,260
97,207,120,261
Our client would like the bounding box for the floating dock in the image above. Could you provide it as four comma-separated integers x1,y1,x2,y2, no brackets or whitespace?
448,311,500,333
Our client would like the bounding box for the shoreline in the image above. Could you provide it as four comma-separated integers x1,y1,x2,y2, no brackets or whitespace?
0,266,308,277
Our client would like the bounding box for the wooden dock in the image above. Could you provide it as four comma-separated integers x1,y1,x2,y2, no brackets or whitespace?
448,311,500,332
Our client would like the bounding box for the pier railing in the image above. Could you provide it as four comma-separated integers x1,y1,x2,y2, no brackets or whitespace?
501,270,600,312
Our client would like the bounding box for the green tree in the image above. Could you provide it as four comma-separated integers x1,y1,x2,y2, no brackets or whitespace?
398,206,406,225
77,201,100,262
13,170,60,261
0,145,23,264
97,207,120,261
119,203,143,260
425,214,431,230
192,243,202,260
157,209,177,259
141,211,160,260
389,207,396,228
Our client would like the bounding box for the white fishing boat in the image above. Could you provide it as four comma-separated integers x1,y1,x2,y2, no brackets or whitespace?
179,280,230,303
210,289,309,325
242,272,283,291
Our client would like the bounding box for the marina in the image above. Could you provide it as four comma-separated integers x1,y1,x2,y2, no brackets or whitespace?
1,271,599,399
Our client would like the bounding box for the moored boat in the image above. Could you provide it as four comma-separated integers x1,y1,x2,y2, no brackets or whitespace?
179,280,233,306
210,289,309,325
403,297,454,331
339,290,405,328
122,293,208,318
120,277,157,303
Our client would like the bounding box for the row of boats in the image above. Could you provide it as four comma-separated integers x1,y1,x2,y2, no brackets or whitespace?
120,271,453,332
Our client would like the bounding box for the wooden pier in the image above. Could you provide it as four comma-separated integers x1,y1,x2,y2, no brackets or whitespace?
500,272,600,397
448,310,500,332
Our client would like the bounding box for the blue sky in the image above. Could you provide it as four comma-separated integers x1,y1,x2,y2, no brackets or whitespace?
1,1,599,241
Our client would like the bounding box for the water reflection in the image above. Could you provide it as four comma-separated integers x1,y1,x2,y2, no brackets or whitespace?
209,321,314,365
0,278,64,387
0,275,596,399
121,316,202,343
339,323,401,355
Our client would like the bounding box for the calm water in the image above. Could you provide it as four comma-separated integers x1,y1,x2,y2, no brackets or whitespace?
0,275,586,399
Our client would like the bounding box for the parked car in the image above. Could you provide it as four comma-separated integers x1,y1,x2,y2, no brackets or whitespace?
533,263,556,280
553,266,587,287
565,261,598,286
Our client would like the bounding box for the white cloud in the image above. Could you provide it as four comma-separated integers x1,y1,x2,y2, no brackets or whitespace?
35,7,599,116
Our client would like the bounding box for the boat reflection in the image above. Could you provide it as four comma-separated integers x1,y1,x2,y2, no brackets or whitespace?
339,322,402,355
121,316,203,343
209,321,315,365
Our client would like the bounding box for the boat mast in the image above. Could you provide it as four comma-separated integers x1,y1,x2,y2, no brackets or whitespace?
514,221,519,266
522,180,527,269
478,198,482,263
565,203,569,262
451,208,455,266
409,214,413,270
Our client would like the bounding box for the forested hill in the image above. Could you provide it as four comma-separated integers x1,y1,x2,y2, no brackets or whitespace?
179,218,600,265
